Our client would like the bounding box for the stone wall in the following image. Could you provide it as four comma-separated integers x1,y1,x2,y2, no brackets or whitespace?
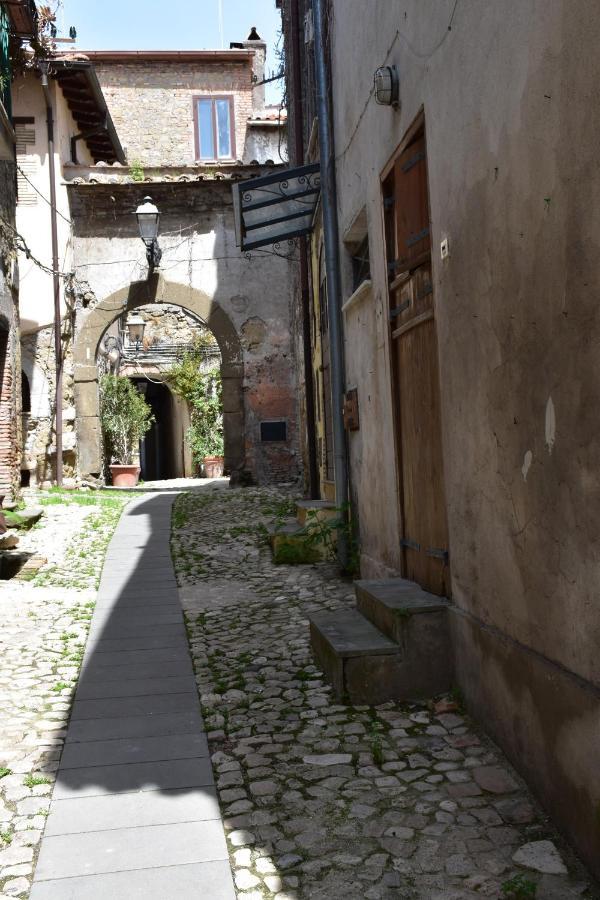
92,59,258,167
0,158,21,500
69,178,301,487
21,322,77,486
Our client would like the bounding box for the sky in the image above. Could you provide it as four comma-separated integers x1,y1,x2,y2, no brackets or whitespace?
57,0,283,103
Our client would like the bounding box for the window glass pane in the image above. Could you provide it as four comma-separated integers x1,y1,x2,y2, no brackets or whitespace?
216,99,232,158
198,100,215,159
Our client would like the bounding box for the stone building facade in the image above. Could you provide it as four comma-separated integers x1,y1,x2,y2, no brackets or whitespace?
0,0,38,500
67,174,300,486
0,157,20,500
85,43,286,167
12,31,300,487
281,0,600,878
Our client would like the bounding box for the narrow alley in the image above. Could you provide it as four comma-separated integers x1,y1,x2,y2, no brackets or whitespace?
2,485,593,899
1,0,599,897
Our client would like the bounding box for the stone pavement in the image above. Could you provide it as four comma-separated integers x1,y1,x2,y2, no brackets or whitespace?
172,485,597,900
29,493,235,899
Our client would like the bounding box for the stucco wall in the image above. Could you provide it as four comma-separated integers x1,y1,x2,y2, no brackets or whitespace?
12,72,93,332
329,0,600,873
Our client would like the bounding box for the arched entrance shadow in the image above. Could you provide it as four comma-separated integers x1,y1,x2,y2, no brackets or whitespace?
73,274,244,480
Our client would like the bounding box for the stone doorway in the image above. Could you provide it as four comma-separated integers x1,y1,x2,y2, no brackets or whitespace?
73,276,244,481
132,378,180,481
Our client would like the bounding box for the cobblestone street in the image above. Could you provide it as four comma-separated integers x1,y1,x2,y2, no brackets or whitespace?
0,484,597,899
172,485,597,900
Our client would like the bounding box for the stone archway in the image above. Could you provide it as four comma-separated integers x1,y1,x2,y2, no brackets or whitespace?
73,274,244,479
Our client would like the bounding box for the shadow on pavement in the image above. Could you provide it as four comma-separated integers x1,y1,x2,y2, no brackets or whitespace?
29,482,239,899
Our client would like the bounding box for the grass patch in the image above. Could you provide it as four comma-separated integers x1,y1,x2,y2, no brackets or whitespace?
501,874,537,898
23,773,51,788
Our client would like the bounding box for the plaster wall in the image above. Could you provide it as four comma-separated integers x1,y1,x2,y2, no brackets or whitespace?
12,73,93,333
330,0,600,873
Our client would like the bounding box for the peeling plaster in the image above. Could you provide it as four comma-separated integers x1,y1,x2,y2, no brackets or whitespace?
521,450,533,481
545,396,556,454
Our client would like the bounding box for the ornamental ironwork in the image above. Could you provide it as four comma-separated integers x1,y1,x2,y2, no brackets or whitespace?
232,163,321,251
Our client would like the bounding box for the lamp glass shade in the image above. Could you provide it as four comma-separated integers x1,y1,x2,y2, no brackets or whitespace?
135,196,160,243
374,65,399,106
126,314,146,346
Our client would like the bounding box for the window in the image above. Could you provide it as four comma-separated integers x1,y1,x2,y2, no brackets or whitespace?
195,96,235,161
260,421,287,442
351,235,371,292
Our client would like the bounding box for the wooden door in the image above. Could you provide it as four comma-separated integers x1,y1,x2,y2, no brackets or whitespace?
384,132,450,596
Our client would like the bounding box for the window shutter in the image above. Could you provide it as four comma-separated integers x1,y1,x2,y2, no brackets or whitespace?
15,122,37,206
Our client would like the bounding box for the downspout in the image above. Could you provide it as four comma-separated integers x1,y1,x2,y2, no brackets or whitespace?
312,0,348,564
40,63,62,486
290,0,319,499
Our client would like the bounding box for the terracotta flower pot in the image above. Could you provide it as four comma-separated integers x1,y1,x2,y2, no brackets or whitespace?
110,464,141,487
203,455,224,478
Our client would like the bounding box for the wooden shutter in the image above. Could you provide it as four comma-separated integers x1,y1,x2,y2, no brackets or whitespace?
15,121,37,206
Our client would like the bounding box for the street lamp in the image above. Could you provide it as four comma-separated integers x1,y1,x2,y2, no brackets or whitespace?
126,313,146,354
135,196,162,269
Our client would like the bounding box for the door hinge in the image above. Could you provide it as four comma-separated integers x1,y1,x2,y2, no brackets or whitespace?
401,150,426,173
406,227,430,248
426,546,449,563
389,299,410,321
400,537,421,552
416,283,433,302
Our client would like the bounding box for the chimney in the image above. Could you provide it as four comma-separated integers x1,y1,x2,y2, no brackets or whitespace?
230,26,267,114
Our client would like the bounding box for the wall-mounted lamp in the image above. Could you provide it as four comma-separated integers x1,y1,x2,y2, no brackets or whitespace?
374,65,400,108
135,196,162,269
126,313,146,354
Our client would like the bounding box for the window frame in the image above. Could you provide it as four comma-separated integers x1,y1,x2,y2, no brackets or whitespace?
193,95,236,162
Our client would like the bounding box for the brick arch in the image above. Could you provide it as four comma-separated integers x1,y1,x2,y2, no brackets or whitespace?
73,274,244,479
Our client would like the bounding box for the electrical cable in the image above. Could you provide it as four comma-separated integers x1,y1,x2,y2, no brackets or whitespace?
16,165,73,225
334,0,460,163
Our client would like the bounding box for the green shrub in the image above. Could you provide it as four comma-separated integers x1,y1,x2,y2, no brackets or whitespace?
167,344,223,466
99,375,154,466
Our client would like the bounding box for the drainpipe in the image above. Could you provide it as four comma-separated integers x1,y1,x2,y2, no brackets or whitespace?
40,63,62,486
312,0,348,565
290,0,319,499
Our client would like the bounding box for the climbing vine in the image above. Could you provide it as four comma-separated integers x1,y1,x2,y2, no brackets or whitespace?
167,339,224,466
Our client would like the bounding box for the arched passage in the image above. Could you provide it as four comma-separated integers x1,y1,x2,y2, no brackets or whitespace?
73,275,244,479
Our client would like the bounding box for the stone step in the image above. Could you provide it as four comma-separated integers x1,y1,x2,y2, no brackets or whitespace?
267,520,332,564
356,577,447,639
295,499,338,527
309,608,400,703
4,506,44,530
355,577,453,698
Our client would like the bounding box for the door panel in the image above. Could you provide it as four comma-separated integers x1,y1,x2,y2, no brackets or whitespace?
384,129,450,596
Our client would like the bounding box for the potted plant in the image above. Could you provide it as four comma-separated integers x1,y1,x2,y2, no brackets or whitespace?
167,351,225,479
99,375,154,487
186,370,225,477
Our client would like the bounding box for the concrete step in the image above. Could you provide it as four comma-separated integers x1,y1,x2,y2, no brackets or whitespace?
355,578,453,698
309,608,401,704
295,499,338,527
